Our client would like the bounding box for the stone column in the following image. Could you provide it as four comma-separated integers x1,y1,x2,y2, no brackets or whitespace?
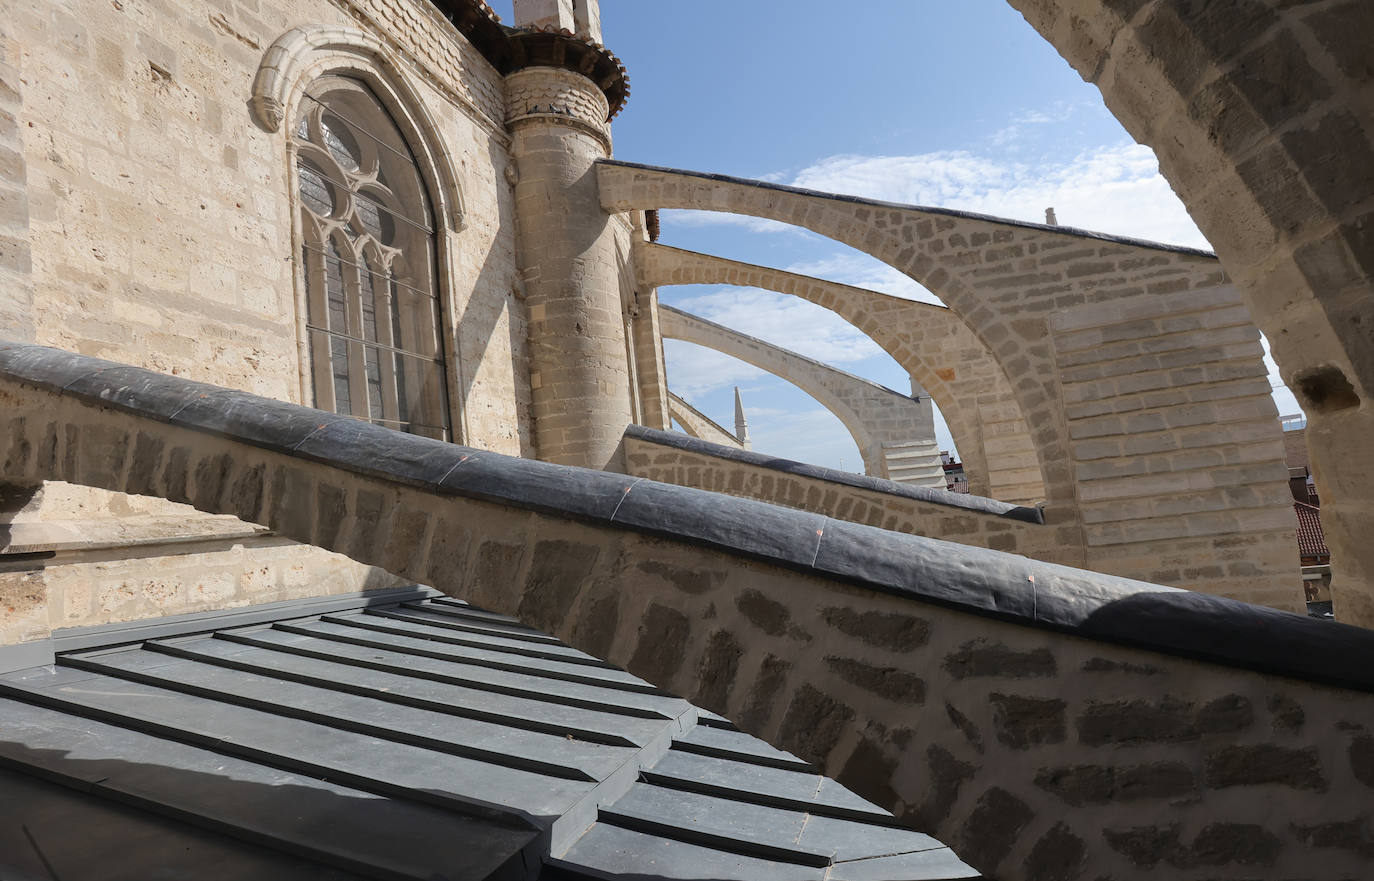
507,67,633,470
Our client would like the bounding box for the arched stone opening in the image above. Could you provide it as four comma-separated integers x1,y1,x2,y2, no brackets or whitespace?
659,305,942,486
638,241,1042,502
666,391,744,449
605,163,1299,609
1004,0,1374,622
599,162,1166,508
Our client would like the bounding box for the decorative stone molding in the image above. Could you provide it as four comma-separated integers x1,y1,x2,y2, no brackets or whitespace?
505,66,612,147
251,25,467,230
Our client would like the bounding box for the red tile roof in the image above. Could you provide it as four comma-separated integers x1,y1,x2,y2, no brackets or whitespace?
1294,501,1329,559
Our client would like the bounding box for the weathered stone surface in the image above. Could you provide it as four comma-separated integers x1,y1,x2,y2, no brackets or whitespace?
1292,817,1374,859
913,744,975,831
1081,656,1160,675
944,639,1056,679
634,558,719,595
1187,822,1282,867
1035,762,1197,806
945,701,983,753
776,683,855,762
572,590,621,662
423,517,472,592
228,464,266,524
1267,694,1305,732
694,629,743,712
347,489,385,564
628,602,689,685
1025,822,1086,881
313,483,346,548
1196,694,1253,733
267,466,312,540
838,736,901,810
958,787,1033,868
1205,744,1327,791
822,606,930,652
1076,697,1196,746
824,657,926,703
990,694,1066,749
382,509,430,576
736,654,790,732
736,588,791,637
1349,734,1374,788
516,539,598,632
190,452,232,512
1103,823,1179,868
124,432,164,499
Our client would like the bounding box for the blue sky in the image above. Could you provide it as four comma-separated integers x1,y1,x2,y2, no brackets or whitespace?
488,0,1302,472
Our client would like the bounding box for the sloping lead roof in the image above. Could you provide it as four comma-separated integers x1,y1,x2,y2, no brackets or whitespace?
0,586,979,880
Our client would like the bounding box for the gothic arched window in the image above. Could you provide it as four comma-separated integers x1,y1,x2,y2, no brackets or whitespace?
292,77,451,440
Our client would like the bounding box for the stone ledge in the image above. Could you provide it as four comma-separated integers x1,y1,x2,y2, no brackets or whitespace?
2,341,1371,694
624,425,1038,523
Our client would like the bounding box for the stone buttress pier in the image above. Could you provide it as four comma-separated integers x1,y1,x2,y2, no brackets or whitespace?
505,14,633,470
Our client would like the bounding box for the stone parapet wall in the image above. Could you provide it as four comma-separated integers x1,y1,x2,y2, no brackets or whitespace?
2,342,1371,881
623,426,1080,567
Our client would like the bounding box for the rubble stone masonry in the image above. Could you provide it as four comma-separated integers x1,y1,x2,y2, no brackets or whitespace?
2,345,1370,881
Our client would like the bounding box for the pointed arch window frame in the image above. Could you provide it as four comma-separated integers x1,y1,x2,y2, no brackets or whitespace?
258,30,471,443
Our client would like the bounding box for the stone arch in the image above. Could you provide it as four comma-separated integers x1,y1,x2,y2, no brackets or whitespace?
600,161,1231,510
1002,1,1374,623
607,164,1301,609
666,391,744,449
659,305,943,487
639,242,1042,502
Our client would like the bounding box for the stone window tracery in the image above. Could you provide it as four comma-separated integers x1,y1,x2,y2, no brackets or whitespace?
292,77,451,441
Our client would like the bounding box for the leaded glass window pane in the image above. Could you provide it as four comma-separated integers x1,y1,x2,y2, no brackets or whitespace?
292,77,451,442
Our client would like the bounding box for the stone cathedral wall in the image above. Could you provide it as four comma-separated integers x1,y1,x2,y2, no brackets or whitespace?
0,0,551,635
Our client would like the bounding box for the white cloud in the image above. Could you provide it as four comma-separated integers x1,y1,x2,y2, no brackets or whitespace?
668,286,887,365
662,339,764,399
990,99,1098,147
789,144,1209,250
784,255,943,305
660,209,801,236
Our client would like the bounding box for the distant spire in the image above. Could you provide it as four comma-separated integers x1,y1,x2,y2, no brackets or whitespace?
734,387,752,450
1045,207,1058,226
